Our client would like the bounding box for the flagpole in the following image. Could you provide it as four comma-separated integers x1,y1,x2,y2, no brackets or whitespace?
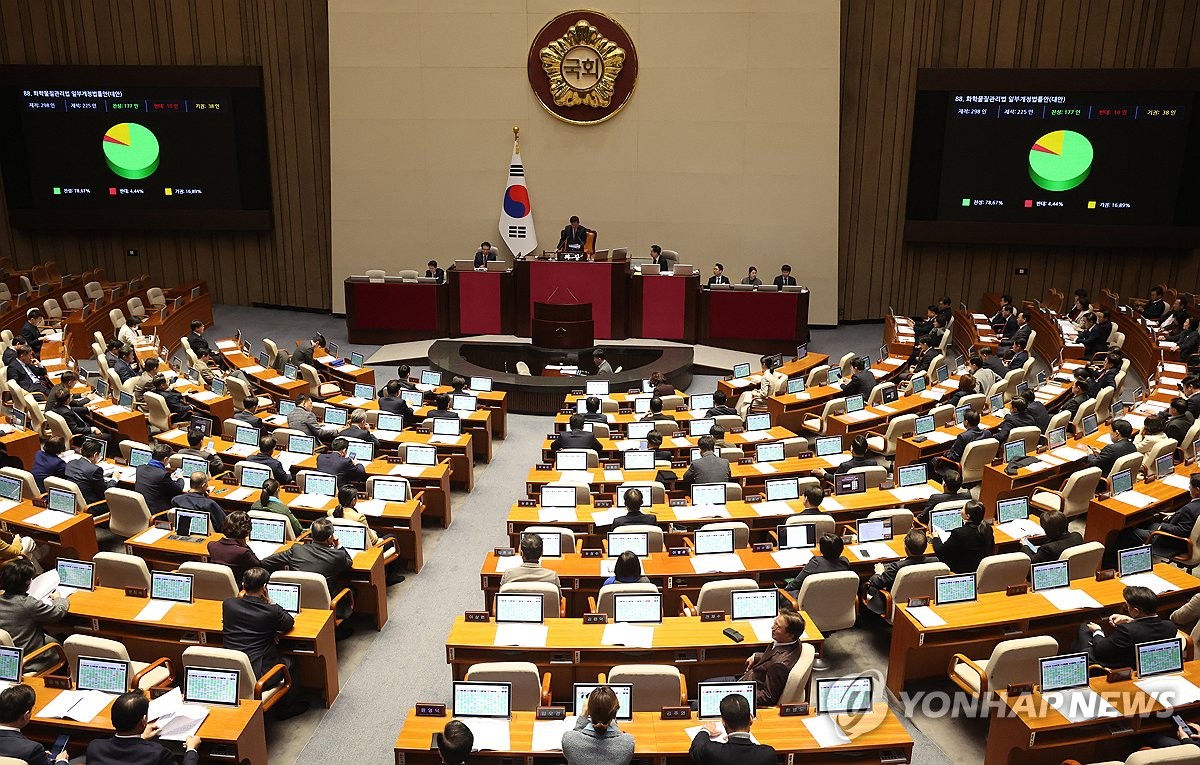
513,125,520,154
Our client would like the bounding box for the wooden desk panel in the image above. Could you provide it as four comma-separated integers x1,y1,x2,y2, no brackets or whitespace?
0,499,99,561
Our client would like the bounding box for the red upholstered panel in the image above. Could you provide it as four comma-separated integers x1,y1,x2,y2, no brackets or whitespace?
640,276,688,340
352,283,440,331
707,291,799,340
529,261,615,339
458,272,503,335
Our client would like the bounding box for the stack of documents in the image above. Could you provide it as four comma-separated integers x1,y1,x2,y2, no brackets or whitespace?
37,690,113,723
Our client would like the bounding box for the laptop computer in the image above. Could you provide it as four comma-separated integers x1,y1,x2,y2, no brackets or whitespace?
0,647,21,685
856,517,891,544
755,441,785,463
531,531,562,558
746,413,771,431
623,450,656,471
1118,545,1153,578
1038,652,1090,696
239,464,271,489
406,444,438,466
688,418,716,437
555,450,589,472
172,508,210,540
815,436,842,457
834,473,866,496
433,418,461,437
334,523,368,553
371,478,410,502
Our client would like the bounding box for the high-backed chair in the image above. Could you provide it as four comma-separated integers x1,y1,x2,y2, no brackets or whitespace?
146,287,167,308
270,570,354,626
181,646,292,713
948,636,1058,700
867,508,914,535
64,635,172,691
1006,426,1042,457
865,414,917,459
847,465,889,489
103,488,154,538
1031,467,1102,518
788,571,859,634
777,643,817,704
606,665,686,711
976,553,1032,594
299,364,341,400
0,467,40,500
1063,541,1105,580
612,524,664,552
592,582,659,619
126,297,146,318
497,582,563,619
680,578,758,616
93,551,151,589
177,562,239,601
465,662,550,711
784,513,838,540
881,562,951,623
520,526,577,553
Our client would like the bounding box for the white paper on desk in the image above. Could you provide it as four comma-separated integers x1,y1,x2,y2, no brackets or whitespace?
599,560,616,577
241,364,266,374
1123,414,1146,431
920,389,945,401
1044,688,1119,723
148,687,183,721
531,719,570,751
493,622,549,648
373,430,401,442
823,454,851,467
1121,572,1178,595
460,716,512,751
538,507,577,523
691,553,745,574
28,570,59,602
223,487,256,502
97,405,127,417
671,436,692,448
341,396,367,408
1165,362,1188,374
1023,461,1052,472
355,499,386,517
590,509,621,528
248,541,282,559
1096,433,1113,445
821,497,845,512
429,435,461,446
558,471,593,484
223,444,256,458
794,392,811,400
389,464,427,478
613,440,641,451
603,469,625,482
1051,446,1089,462
741,431,772,443
889,485,937,503
113,467,137,483
191,391,220,403
1113,490,1157,509
925,431,955,444
874,405,897,414
755,462,778,474
1038,454,1066,467
803,714,852,747
673,505,731,521
415,383,435,393
745,618,775,644
754,500,794,517
1134,675,1200,709
267,376,292,386
159,703,212,742
772,548,813,568
36,689,113,723
1164,473,1193,490
23,509,73,530
1040,588,1102,612
493,556,523,573
852,542,895,561
842,410,874,422
132,527,172,545
1140,401,1170,413
683,723,761,744
601,623,655,649
289,493,330,510
906,606,946,628
995,519,1043,539
135,599,177,622
880,357,904,367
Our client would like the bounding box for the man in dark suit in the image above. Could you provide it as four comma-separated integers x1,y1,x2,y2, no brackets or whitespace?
815,434,880,480
841,357,876,400
648,244,676,272
186,319,213,357
2,337,26,367
65,438,114,507
1002,310,1032,351
611,487,658,529
990,294,1013,328
689,693,777,765
921,470,972,520
1025,510,1084,564
682,435,731,487
112,345,139,382
172,473,227,530
1079,309,1114,358
222,567,298,690
978,347,1007,379
378,381,416,420
177,428,224,476
472,242,499,268
426,393,459,420
1142,286,1167,320
1021,389,1051,432
736,610,807,706
707,263,731,286
5,347,48,396
1088,353,1120,398
0,683,68,764
704,390,738,418
580,396,609,424
1165,398,1195,444
85,691,200,765
152,375,193,422
1077,586,1178,669
942,409,991,468
49,388,99,439
339,409,378,447
261,519,353,613
1085,418,1137,475
993,397,1039,445
233,397,269,437
315,438,366,487
772,265,798,289
864,529,940,614
557,217,589,252
290,334,325,368
932,501,993,574
550,414,603,455
645,431,673,462
1119,472,1200,558
133,444,183,513
641,397,677,422
246,435,289,484
18,310,44,358
1183,377,1200,419
425,260,446,283
787,532,852,595
996,304,1017,342
1006,338,1030,371
910,335,938,376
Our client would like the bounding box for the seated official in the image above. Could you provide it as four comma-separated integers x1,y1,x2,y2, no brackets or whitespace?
602,550,652,587
426,393,459,420
1060,380,1091,419
425,259,445,283
378,381,416,420
246,436,289,484
1075,586,1176,670
947,373,977,408
1024,510,1083,564
436,720,473,765
682,435,731,487
287,394,330,440
328,485,379,545
993,397,1038,445
592,348,613,376
1135,414,1172,467
49,388,100,440
1088,352,1120,398
648,244,675,272
172,473,227,530
648,371,674,399
0,683,70,764
1019,389,1050,432
1001,310,1031,352
932,501,993,574
717,610,807,707
1142,286,1168,321
967,355,998,397
644,431,673,463
176,428,224,476
772,264,798,289
1116,472,1200,559
816,434,879,480
786,533,851,596
233,397,269,436
551,414,602,455
473,241,499,268
250,478,303,536
978,347,1007,379
187,318,214,356
989,293,1013,326
65,438,115,507
1080,308,1115,357
499,533,561,589
86,691,200,765
705,390,738,418
0,559,68,674
740,266,762,286
1166,398,1195,444
1160,296,1192,335
152,374,193,422
557,217,590,252
562,686,635,765
206,511,261,585
1183,376,1200,419
795,486,827,515
125,357,161,403
261,519,353,616
31,437,67,493
193,348,222,386
909,335,938,376
47,369,91,412
689,693,777,765
134,444,184,512
18,309,44,358
6,347,49,396
611,487,658,530
707,263,731,286
221,567,297,696
864,529,939,614
1168,317,1200,361
921,470,971,520
840,357,875,399
580,396,608,425
641,397,676,422
316,438,367,488
340,408,378,447
1005,337,1030,371
112,345,139,383
1085,418,1137,475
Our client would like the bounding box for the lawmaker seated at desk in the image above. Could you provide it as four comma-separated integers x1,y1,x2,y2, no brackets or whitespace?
0,684,70,763
328,485,380,546
177,429,224,478
920,470,972,522
705,390,738,418
611,488,658,530
425,260,445,283
426,394,459,420
436,720,473,765
556,217,590,253
378,381,416,420
250,479,303,537
316,438,368,488
740,266,762,286
641,398,676,422
1023,510,1083,564
864,528,939,615
941,405,993,465
1084,418,1137,476
580,397,609,425
222,566,308,720
207,510,261,586
602,550,651,587
7,345,50,397
0,559,68,673
931,501,993,575
704,609,807,707
171,472,227,530
65,438,116,506
645,432,672,463
706,263,731,287
260,518,353,620
772,264,798,289
648,244,676,272
1115,472,1200,561
815,435,879,481
682,436,731,487
473,241,499,269
1073,585,1177,670
561,685,635,765
690,693,778,765
784,532,851,598
966,355,998,398
86,690,201,765
499,532,561,589
32,437,67,493
840,357,875,399
552,414,602,455
287,394,333,441
1166,399,1195,445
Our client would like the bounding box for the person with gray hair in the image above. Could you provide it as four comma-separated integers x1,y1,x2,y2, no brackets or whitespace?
498,533,561,589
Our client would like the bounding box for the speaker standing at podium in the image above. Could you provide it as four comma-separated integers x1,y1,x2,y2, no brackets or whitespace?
557,215,590,252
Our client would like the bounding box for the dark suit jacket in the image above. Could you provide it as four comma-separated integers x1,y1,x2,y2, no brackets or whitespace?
682,453,731,486
222,594,293,677
0,728,46,765
1159,499,1200,539
690,731,777,765
1007,350,1029,371
772,275,797,288
1089,369,1118,398
551,429,602,455
340,425,378,446
707,275,731,286
207,537,261,586
6,360,47,394
581,412,609,424
31,450,65,492
914,348,938,374
425,268,446,283
66,457,109,504
291,346,316,368
315,452,366,487
611,511,659,529
233,410,268,436
1086,438,1137,476
842,370,876,399
788,554,851,593
1167,413,1195,444
1089,616,1179,669
1026,531,1084,564
473,251,499,268
1143,299,1167,320
1188,393,1200,420
162,389,192,417
187,331,212,356
18,322,42,355
246,452,289,484
705,405,738,418
178,446,224,476
86,735,198,765
995,411,1038,445
1027,401,1051,432
134,463,184,512
261,542,353,596
830,454,880,475
172,493,227,530
922,489,971,516
933,523,994,574
868,554,940,592
557,225,588,250
740,640,803,706
1011,324,1032,348
377,396,415,419
1079,321,1113,357
113,357,138,382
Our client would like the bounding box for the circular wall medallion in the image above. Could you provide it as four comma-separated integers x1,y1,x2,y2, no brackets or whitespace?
527,10,638,125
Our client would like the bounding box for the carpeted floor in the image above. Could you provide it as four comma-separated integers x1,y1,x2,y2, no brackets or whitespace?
196,306,959,765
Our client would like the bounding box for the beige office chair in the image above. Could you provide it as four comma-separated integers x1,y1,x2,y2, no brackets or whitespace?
866,382,895,407
881,562,951,623
865,414,917,459
44,476,102,515
616,482,666,506
248,509,297,541
800,398,847,435
43,410,78,446
976,553,1032,594
680,578,758,616
94,551,152,589
270,570,354,626
1030,467,1102,518
613,524,664,552
465,662,550,710
1007,426,1041,457
64,635,172,691
84,281,104,300
299,364,341,400
605,665,686,710
62,291,84,310
108,308,126,332
592,582,659,619
497,582,563,619
836,352,856,377
182,646,292,713
515,362,532,376
948,636,1058,700
1094,386,1116,424
1046,409,1071,435
225,376,255,410
146,287,167,308
522,525,577,553
867,508,915,535
847,465,889,488
784,513,838,540
1108,451,1145,484
1063,541,1105,580
397,269,419,280
143,391,174,434
949,438,999,486
1071,399,1098,433
177,562,239,601
1143,438,1179,474
805,365,832,388
126,297,146,318
365,270,386,282
788,571,859,634
776,643,818,705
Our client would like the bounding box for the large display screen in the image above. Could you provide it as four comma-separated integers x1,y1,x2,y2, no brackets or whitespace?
906,69,1200,246
0,65,271,230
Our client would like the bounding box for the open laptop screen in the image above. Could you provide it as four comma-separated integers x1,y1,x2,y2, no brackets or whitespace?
731,590,778,621
694,528,734,555
608,532,649,558
239,464,271,489
691,483,727,506
266,582,301,615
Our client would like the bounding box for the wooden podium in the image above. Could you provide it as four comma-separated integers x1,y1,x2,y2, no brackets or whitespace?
532,302,593,349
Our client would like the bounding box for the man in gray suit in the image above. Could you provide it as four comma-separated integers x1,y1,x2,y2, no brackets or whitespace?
682,435,731,487
0,559,68,673
260,519,353,618
499,533,561,589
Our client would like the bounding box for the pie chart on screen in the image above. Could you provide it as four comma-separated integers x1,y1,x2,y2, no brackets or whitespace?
1028,129,1092,192
102,122,160,180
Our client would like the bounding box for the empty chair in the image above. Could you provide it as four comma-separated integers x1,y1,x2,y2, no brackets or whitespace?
866,382,895,407
788,571,859,634
108,308,126,331
784,513,838,540
1143,438,1179,474
118,440,153,461
270,570,354,624
1108,450,1145,484
41,299,63,321
800,398,847,435
299,363,341,400
976,553,1032,594
613,524,664,552
146,287,167,307
606,665,686,711
1063,541,1106,580
64,635,171,691
847,465,889,488
465,662,549,711
948,636,1059,700
592,582,659,619
805,365,831,388
498,581,563,619
699,521,749,548
181,646,292,712
103,487,154,538
1059,745,1200,765
1094,386,1116,424
177,562,239,601
515,361,532,376
365,269,386,282
680,578,758,616
865,414,917,459
397,269,419,280
93,551,151,589
126,297,146,318
867,508,914,535
84,281,104,300
1030,467,1102,518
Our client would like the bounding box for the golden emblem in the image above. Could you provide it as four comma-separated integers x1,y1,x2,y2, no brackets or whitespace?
539,19,625,108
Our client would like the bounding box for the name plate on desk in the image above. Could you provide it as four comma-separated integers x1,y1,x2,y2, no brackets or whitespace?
415,427,431,435
535,464,552,471
1107,668,1133,683
44,676,72,690
125,586,148,598
746,494,763,503
581,549,602,559
907,597,930,608
464,611,489,623
752,542,773,552
670,499,687,507
1006,584,1029,596
668,547,690,557
738,457,753,465
537,706,566,720
570,390,584,396
517,500,537,507
221,476,237,485
672,430,687,438
1096,569,1116,581
583,613,607,624
1006,683,1033,697
415,703,447,717
671,460,687,469
700,611,725,622
386,456,403,464
594,499,613,508
675,406,688,412
799,451,814,459
780,702,809,717
493,547,515,557
729,426,745,434
661,706,691,720
604,462,621,471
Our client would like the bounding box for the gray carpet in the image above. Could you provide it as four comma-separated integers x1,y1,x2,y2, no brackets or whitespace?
197,306,956,765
